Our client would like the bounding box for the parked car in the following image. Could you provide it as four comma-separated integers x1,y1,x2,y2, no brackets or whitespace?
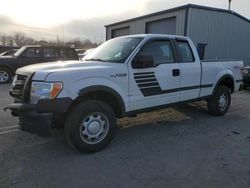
6,34,243,153
0,45,79,83
0,49,18,56
242,66,250,89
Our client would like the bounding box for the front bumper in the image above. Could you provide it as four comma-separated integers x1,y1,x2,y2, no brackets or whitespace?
243,76,250,86
5,97,72,137
19,112,53,137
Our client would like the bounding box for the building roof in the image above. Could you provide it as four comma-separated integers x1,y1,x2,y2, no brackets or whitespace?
105,4,250,27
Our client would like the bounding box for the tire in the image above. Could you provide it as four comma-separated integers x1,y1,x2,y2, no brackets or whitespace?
65,100,117,153
207,86,231,116
0,68,12,84
243,85,248,90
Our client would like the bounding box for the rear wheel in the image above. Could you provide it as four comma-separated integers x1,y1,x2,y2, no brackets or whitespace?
65,100,117,153
207,86,231,116
0,68,12,84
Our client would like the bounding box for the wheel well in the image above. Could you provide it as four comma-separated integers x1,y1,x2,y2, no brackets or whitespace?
69,90,125,118
218,76,234,93
0,65,14,76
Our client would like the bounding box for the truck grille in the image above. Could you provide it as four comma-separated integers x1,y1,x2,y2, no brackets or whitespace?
10,74,31,102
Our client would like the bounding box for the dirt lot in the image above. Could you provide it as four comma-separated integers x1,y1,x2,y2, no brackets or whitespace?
0,84,250,188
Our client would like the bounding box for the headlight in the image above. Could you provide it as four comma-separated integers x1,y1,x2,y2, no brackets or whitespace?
30,82,63,104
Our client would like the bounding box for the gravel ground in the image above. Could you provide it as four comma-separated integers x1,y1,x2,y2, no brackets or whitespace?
0,84,250,188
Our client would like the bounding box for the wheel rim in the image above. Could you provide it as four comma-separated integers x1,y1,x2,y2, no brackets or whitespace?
80,112,109,144
218,93,228,111
0,71,9,83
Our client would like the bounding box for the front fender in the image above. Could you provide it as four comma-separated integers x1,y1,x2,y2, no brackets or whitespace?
57,77,129,112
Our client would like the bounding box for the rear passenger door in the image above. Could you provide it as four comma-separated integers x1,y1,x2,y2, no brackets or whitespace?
17,47,42,67
129,38,181,111
175,39,201,100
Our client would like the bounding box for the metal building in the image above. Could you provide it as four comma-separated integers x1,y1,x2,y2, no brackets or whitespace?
105,4,250,65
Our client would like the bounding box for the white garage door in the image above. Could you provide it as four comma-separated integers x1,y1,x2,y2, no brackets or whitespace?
111,27,130,38
146,17,176,35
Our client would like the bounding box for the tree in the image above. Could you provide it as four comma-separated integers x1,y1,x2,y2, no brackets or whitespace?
13,32,27,47
7,35,14,47
0,35,8,46
24,37,35,45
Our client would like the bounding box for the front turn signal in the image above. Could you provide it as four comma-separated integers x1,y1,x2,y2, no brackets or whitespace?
51,83,63,99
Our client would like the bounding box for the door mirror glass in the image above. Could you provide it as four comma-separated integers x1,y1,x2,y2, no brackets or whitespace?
133,55,155,68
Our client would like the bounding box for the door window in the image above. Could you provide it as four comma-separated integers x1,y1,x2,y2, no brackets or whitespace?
140,41,174,64
176,41,194,62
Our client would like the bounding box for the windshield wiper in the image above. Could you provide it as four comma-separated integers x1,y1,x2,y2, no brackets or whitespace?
84,58,106,62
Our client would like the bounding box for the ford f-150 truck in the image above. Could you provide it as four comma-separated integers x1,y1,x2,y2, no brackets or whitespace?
6,34,243,153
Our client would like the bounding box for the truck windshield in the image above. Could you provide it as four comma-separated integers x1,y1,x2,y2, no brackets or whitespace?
13,47,26,57
84,37,143,63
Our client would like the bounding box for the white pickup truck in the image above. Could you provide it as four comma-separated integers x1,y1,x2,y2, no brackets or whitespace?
6,34,243,153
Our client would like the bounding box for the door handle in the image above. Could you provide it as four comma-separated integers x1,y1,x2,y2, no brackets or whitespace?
172,69,180,77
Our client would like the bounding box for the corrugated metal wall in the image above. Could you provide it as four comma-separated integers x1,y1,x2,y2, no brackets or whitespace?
106,9,187,40
187,8,250,65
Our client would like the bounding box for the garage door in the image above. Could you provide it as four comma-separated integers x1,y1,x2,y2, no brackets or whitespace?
111,27,130,38
146,17,176,35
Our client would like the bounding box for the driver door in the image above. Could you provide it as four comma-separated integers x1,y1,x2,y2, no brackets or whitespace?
17,47,42,68
128,39,181,111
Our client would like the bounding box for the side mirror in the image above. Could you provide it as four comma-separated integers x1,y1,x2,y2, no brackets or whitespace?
133,55,155,69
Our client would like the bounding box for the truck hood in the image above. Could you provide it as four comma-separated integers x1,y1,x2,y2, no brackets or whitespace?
16,60,121,80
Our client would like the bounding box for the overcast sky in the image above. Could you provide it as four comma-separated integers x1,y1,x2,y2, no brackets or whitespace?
0,0,249,42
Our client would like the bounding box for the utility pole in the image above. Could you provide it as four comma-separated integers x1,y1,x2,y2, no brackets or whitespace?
228,0,232,10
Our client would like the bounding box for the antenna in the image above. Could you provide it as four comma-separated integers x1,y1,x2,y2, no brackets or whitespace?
228,0,232,10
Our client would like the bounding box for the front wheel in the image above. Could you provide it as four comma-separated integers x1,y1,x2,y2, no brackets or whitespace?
65,100,117,153
0,68,12,84
207,86,231,116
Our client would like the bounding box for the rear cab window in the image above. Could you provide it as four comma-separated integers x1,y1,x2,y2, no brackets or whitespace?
140,40,175,64
42,48,59,58
176,40,195,62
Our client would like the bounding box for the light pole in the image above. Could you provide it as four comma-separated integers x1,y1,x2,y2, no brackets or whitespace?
228,0,232,10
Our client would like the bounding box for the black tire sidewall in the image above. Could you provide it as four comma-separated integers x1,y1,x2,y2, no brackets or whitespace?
65,100,117,153
208,86,231,116
0,68,12,84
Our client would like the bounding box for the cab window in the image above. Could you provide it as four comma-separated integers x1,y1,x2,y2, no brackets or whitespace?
140,40,174,64
23,48,41,58
176,41,194,62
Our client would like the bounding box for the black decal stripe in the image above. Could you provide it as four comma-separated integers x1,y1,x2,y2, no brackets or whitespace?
200,84,214,88
138,82,160,87
135,78,158,83
141,84,213,97
134,75,156,79
141,87,162,96
134,72,213,97
134,72,154,76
